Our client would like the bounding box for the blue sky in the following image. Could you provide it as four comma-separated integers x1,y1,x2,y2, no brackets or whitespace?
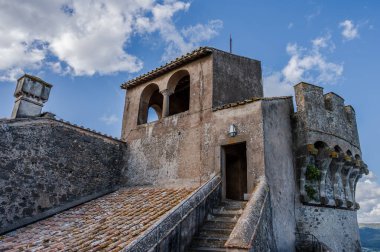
0,0,379,222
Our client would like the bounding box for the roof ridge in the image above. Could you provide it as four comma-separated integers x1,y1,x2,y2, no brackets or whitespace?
121,46,214,89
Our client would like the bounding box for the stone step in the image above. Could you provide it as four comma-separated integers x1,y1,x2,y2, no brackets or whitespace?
187,246,227,252
198,227,232,237
211,208,243,215
206,215,239,223
209,213,241,219
202,220,236,230
191,236,228,248
218,201,247,210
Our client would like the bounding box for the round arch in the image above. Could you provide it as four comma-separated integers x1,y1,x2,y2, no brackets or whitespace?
137,83,163,125
166,69,190,93
166,69,190,116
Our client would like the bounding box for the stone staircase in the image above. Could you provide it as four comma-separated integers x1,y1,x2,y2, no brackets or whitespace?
187,200,246,251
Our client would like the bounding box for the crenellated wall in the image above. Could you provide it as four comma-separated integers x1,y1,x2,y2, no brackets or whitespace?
294,82,360,150
294,82,368,251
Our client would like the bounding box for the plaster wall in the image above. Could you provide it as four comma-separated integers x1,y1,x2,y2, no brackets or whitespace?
124,100,266,189
122,56,213,138
122,55,267,189
0,118,126,234
212,50,263,107
262,98,296,252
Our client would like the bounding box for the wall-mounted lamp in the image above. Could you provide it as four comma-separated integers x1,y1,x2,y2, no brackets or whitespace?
228,124,238,137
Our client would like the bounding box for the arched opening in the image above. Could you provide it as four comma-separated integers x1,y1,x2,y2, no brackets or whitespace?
137,84,163,125
314,141,328,150
147,106,161,123
346,150,353,157
167,70,190,116
354,154,361,160
334,145,343,153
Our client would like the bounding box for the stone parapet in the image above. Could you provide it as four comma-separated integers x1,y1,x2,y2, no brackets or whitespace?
0,117,127,234
124,175,221,252
225,176,276,251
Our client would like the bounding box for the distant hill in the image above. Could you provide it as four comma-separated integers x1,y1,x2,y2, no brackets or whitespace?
360,223,380,251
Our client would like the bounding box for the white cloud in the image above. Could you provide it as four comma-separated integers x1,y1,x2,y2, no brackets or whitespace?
100,114,120,125
305,8,321,22
264,34,343,97
135,2,222,61
357,171,380,223
0,1,223,81
339,20,359,40
288,22,294,29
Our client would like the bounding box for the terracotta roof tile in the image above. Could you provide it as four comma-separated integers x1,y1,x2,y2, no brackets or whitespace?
121,47,214,89
0,187,194,251
212,96,293,111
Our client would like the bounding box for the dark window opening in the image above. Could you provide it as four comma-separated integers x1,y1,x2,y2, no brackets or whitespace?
169,75,190,116
334,145,342,153
314,141,327,150
138,84,163,125
223,142,247,201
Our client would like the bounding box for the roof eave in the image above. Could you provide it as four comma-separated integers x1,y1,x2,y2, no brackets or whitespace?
121,47,214,89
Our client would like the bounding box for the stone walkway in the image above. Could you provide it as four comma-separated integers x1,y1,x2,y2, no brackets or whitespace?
0,187,194,251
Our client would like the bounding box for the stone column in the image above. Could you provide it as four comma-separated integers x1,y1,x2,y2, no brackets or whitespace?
332,161,344,206
160,89,173,118
318,157,332,205
342,162,354,208
316,148,332,205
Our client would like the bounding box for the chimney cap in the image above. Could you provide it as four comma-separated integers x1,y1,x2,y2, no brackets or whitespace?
17,74,53,88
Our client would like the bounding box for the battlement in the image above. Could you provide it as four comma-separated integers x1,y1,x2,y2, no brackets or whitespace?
294,82,360,149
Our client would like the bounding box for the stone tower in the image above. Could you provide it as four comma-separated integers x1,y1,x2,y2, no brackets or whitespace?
11,74,52,119
294,82,368,251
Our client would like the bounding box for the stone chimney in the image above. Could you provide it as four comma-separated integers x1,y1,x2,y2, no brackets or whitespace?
11,74,53,119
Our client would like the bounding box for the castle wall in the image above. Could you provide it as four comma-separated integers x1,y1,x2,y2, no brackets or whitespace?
212,50,263,108
124,100,266,189
262,98,296,252
294,82,360,153
0,118,126,234
293,82,366,251
122,56,213,137
122,55,267,189
296,204,361,251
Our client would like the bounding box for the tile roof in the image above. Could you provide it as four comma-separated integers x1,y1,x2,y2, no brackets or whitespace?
121,47,214,89
212,96,293,111
0,187,194,251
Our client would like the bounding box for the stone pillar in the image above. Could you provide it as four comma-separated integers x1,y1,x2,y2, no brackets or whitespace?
160,89,173,118
342,161,354,208
332,161,344,206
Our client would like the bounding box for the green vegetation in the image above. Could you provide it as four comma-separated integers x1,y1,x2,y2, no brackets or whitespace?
305,185,317,200
305,164,320,181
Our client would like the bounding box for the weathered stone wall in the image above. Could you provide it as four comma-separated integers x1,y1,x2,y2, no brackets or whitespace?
0,118,126,234
294,82,360,152
124,99,266,189
212,49,263,108
122,55,267,189
293,82,365,251
226,176,277,251
249,193,276,252
296,204,361,251
262,98,296,252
